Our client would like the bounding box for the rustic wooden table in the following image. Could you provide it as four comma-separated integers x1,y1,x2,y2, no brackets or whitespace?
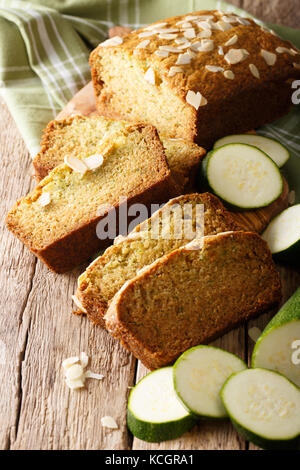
0,0,299,450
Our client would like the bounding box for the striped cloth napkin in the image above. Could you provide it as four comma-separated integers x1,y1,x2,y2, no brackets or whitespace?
0,0,299,200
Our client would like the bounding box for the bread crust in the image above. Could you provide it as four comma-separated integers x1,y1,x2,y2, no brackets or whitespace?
104,231,281,369
7,125,180,273
90,10,300,147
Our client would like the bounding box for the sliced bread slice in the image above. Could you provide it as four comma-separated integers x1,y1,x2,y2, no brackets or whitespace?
33,115,205,190
6,124,179,273
105,231,281,370
76,192,242,326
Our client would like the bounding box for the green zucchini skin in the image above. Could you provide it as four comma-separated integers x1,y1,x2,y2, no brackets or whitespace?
127,409,196,443
221,369,300,450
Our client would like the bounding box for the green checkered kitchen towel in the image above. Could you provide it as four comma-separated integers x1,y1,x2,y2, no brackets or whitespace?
0,0,300,200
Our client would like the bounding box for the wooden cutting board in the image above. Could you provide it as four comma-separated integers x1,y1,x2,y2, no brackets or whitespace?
56,80,289,234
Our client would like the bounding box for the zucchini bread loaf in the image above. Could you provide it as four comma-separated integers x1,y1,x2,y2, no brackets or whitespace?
105,231,281,369
33,115,205,191
90,10,300,148
75,192,242,326
6,124,179,273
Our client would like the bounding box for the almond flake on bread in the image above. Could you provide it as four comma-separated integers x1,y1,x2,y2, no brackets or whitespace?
261,49,277,65
249,63,260,78
38,192,51,207
186,90,207,109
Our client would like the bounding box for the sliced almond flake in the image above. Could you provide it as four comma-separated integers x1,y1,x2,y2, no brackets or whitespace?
84,153,104,170
218,45,224,55
216,20,232,31
293,62,300,70
221,15,239,24
261,49,277,66
179,22,193,29
80,352,89,368
155,50,169,57
64,155,87,174
177,42,192,50
186,90,207,110
224,34,238,46
138,31,155,38
38,192,51,207
176,53,191,65
101,416,118,429
290,48,299,55
175,37,189,44
195,15,214,21
205,65,224,72
223,70,235,79
184,239,203,251
276,46,295,55
236,17,251,25
249,63,260,78
159,45,181,53
144,67,156,85
196,20,212,31
144,22,167,31
66,378,85,390
248,327,262,342
197,39,214,52
183,28,196,39
168,66,184,77
197,29,212,38
135,39,150,49
158,33,178,40
187,48,197,58
65,364,84,381
224,48,248,64
154,28,179,34
100,36,123,47
85,370,104,380
72,294,88,313
62,356,80,370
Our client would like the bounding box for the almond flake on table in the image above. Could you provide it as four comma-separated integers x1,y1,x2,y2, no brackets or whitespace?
205,65,224,72
261,49,277,66
72,294,88,313
248,326,262,342
249,63,260,78
183,28,196,39
66,378,85,390
186,90,207,109
168,66,184,77
64,155,88,174
224,48,248,64
101,416,118,429
176,53,191,65
135,39,150,49
223,70,235,79
65,364,84,381
224,34,238,46
62,356,80,370
84,153,104,170
100,36,123,47
155,50,169,57
144,67,156,84
38,192,51,207
85,370,105,380
197,39,214,52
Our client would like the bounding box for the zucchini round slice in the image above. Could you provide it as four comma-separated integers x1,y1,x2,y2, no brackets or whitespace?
127,367,196,442
173,346,247,418
213,134,290,167
262,204,300,264
252,288,300,387
206,144,283,209
221,368,300,450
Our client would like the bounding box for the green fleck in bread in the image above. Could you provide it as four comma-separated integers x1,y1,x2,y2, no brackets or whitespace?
105,231,281,370
33,115,205,191
6,124,179,273
76,192,242,327
90,10,300,148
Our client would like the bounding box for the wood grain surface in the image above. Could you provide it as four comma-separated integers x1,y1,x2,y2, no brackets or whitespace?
0,1,299,450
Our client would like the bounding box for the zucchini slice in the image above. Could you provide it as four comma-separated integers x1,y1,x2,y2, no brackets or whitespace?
262,204,300,264
206,144,283,209
127,367,196,442
214,134,290,168
173,346,247,418
252,288,300,387
221,368,300,449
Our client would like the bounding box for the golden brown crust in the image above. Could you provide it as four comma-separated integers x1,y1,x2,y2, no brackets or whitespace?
76,192,242,326
90,10,300,147
104,231,281,369
7,124,180,273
